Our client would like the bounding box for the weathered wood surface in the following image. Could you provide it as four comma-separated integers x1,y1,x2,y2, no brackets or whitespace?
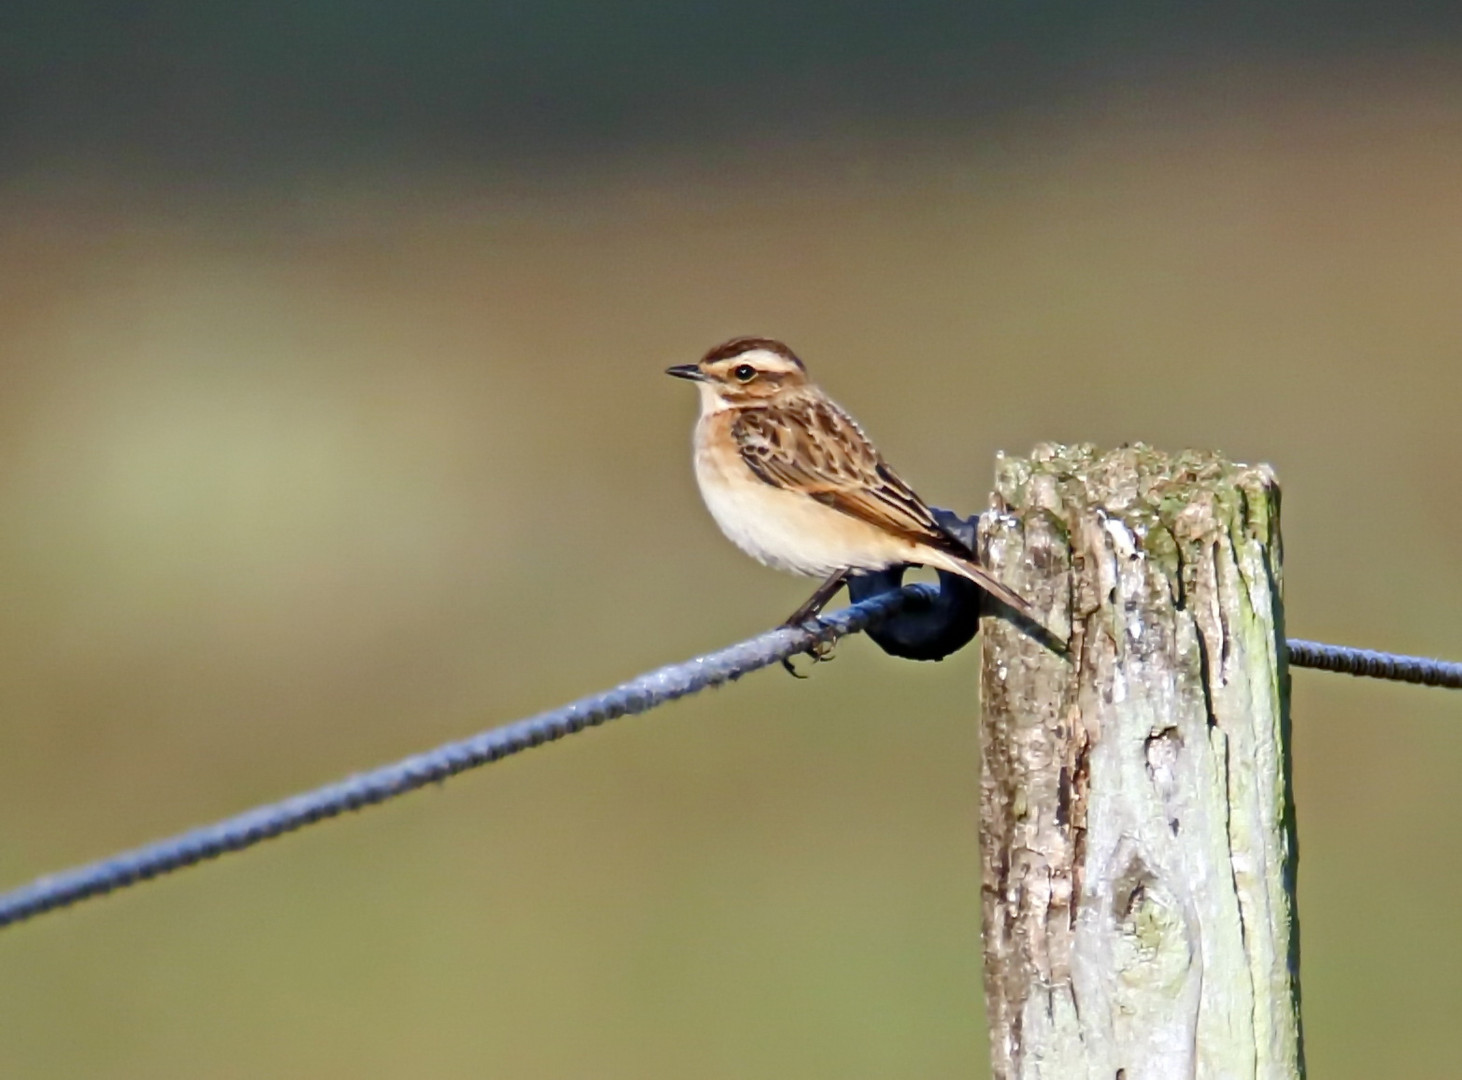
977,444,1302,1080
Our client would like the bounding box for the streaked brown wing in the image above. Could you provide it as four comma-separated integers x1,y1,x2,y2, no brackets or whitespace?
734,398,967,555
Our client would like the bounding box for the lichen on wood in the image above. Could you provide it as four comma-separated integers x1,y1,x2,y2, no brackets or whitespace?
978,443,1302,1080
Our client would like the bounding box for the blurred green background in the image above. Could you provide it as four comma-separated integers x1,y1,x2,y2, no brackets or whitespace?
2,3,1460,1077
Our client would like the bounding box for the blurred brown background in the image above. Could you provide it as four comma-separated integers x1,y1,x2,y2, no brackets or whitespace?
1,4,1460,1077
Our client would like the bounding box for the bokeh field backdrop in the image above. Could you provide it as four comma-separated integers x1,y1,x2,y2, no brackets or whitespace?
1,8,1460,1077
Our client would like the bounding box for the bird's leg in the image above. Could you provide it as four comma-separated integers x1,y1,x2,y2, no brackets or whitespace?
781,570,849,677
784,570,850,625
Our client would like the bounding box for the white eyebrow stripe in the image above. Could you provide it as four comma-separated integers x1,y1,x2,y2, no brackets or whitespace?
728,349,801,371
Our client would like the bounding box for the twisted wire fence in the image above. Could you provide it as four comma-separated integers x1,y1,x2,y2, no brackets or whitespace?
1286,639,1461,688
0,584,927,930
0,583,1454,932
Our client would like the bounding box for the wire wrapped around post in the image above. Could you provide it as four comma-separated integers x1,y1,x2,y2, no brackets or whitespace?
847,508,984,660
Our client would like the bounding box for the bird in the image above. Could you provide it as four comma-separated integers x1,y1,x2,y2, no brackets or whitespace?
666,336,1038,665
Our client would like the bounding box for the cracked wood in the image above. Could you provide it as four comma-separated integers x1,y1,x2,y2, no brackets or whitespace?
977,444,1303,1080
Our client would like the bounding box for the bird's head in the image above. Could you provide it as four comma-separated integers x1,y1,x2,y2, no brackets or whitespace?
666,337,811,409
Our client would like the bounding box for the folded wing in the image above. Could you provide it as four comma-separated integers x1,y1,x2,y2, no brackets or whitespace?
734,397,968,558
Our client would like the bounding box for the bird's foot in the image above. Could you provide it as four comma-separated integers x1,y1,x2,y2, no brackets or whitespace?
780,620,838,677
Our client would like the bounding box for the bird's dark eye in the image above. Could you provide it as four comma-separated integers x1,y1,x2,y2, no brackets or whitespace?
733,364,757,383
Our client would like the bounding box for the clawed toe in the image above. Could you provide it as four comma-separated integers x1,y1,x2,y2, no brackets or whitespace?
780,620,838,678
781,655,810,678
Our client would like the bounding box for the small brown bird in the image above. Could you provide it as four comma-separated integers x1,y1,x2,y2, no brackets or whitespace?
667,337,1036,631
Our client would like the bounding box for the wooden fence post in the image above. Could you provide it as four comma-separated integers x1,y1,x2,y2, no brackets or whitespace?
977,444,1303,1080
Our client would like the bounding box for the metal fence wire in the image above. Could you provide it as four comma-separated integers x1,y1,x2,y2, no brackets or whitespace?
0,582,1455,932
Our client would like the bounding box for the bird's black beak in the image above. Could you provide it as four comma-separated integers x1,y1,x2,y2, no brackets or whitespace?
665,364,707,382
